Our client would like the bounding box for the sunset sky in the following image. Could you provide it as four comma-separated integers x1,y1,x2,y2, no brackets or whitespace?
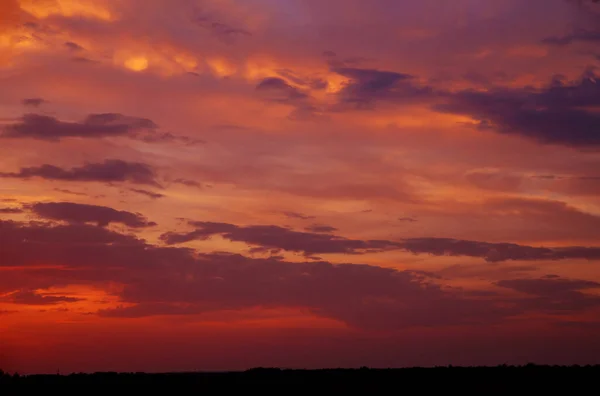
2,0,600,374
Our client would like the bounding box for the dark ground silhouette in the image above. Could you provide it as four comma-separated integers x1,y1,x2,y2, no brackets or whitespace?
1,365,599,393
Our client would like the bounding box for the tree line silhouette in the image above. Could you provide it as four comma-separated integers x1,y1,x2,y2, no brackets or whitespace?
2,365,600,392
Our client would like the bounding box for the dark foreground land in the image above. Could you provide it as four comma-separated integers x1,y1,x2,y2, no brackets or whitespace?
2,365,600,393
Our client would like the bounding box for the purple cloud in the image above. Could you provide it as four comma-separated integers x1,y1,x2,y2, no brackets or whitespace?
5,290,83,305
2,113,157,141
30,202,157,228
0,159,162,187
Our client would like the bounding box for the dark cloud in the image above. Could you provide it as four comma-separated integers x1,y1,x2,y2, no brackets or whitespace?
304,224,338,233
255,77,323,120
496,276,600,313
497,276,600,296
0,219,430,329
256,77,308,102
533,175,561,180
138,131,204,145
54,188,87,196
1,113,157,141
398,217,417,223
332,67,432,108
129,189,165,199
21,98,46,107
161,220,600,262
160,221,401,256
0,207,23,214
275,69,328,90
64,41,84,51
0,159,161,187
283,211,316,220
98,303,205,318
436,72,600,148
5,290,83,305
209,22,251,38
0,219,194,271
400,238,600,263
192,15,251,43
334,67,411,92
71,56,98,63
173,178,203,188
247,247,283,256
99,259,600,328
2,219,598,330
97,260,504,329
30,202,156,228
542,29,600,46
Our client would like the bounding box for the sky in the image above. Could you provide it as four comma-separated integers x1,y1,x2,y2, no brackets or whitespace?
1,0,600,374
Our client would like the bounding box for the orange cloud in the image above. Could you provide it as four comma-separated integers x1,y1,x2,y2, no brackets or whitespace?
18,0,114,21
0,0,23,65
124,56,149,72
0,0,20,28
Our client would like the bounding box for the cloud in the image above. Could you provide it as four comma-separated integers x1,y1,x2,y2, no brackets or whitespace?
0,0,22,65
400,238,600,263
160,219,600,262
137,131,204,145
172,178,203,188
0,0,20,31
3,218,599,330
0,219,426,330
283,212,316,220
160,221,402,256
479,197,600,242
64,41,84,51
22,98,47,107
465,170,524,192
1,113,157,141
332,67,432,108
207,21,251,39
523,174,600,196
192,15,252,43
97,256,600,327
129,189,165,199
275,69,328,90
29,202,157,228
436,71,600,148
496,276,600,312
97,260,501,329
398,217,417,223
256,77,308,102
304,224,338,233
5,290,83,306
255,77,325,120
497,276,600,296
0,159,161,187
0,207,23,214
54,188,87,196
0,220,178,266
542,29,600,46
